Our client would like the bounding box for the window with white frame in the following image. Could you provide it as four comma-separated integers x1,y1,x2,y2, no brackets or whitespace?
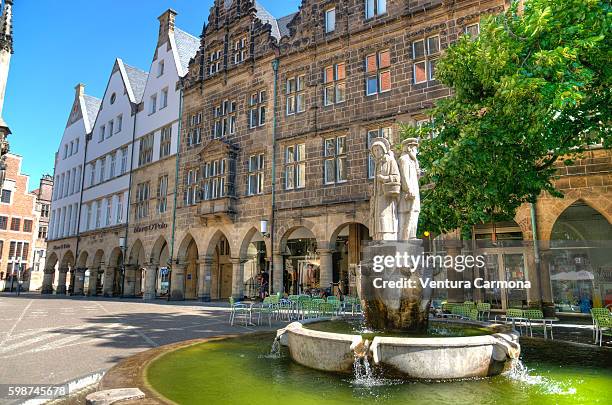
209,49,222,75
139,134,154,166
160,126,172,158
413,35,440,83
233,36,247,64
8,241,29,262
105,197,112,226
202,159,227,200
98,125,105,142
99,157,106,183
157,60,165,77
63,144,68,159
324,63,346,106
465,23,480,38
109,152,116,178
116,194,123,223
324,136,348,184
74,138,79,153
366,50,391,95
161,87,168,109
95,200,102,228
365,0,386,19
136,182,150,219
249,90,267,128
188,112,202,147
157,175,168,213
89,161,96,186
285,143,306,190
120,147,128,175
108,120,114,139
85,203,92,230
325,8,336,33
116,114,122,133
367,127,392,178
286,75,306,115
184,169,199,205
213,100,236,139
150,94,157,114
76,165,81,192
247,154,264,195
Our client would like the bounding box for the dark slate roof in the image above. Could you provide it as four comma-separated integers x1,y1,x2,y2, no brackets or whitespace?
277,13,297,38
174,27,200,75
123,63,148,103
253,0,280,40
83,94,101,126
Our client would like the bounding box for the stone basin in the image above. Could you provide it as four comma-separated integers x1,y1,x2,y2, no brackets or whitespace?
277,319,520,379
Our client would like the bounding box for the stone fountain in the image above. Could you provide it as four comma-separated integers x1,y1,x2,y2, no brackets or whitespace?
277,137,520,380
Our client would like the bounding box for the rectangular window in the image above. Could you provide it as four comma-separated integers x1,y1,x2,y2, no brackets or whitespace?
325,8,336,33
158,60,165,77
184,169,200,205
116,195,123,223
10,217,20,231
365,0,386,19
1,189,11,203
95,200,102,228
367,127,392,178
136,182,150,219
149,94,157,114
413,36,439,84
286,75,306,115
63,144,68,159
41,204,50,218
85,204,92,230
120,147,128,175
247,154,264,195
213,100,236,139
324,136,348,184
74,138,79,153
366,50,391,95
324,63,346,106
465,23,480,38
209,49,222,75
23,219,32,233
106,197,112,226
157,175,168,213
139,134,154,166
99,157,106,183
38,225,48,240
90,161,96,186
116,114,122,133
109,152,116,178
202,159,227,201
0,216,7,229
285,143,306,190
161,87,168,109
249,90,267,128
99,125,105,142
160,126,172,158
233,37,247,64
108,120,114,138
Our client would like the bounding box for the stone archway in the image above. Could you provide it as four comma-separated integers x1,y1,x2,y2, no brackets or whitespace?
278,226,319,295
57,251,75,295
172,234,200,301
239,226,269,299
146,236,170,299
41,252,59,294
127,240,146,298
204,230,234,300
88,249,105,296
72,251,89,296
104,247,123,297
329,222,371,297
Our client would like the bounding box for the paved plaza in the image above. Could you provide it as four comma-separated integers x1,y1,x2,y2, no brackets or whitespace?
0,293,283,389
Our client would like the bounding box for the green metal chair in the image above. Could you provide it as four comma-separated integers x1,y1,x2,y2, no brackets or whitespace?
255,296,275,327
524,309,553,338
596,315,612,347
591,308,611,343
504,308,526,335
228,297,252,326
476,302,491,320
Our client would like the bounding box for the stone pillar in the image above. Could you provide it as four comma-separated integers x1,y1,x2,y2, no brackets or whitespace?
539,249,556,317
72,268,86,296
272,253,284,294
198,255,213,302
56,268,69,295
445,241,465,303
123,265,137,297
143,262,158,300
88,267,99,296
169,263,185,301
231,258,245,299
317,248,334,292
103,266,116,297
41,268,55,294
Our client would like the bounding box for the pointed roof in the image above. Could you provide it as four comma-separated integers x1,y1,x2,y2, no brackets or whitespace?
253,1,280,40
174,27,199,75
82,94,101,128
122,62,148,103
277,12,297,39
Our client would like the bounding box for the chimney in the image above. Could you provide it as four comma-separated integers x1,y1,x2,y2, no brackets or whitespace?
75,83,85,98
158,9,177,44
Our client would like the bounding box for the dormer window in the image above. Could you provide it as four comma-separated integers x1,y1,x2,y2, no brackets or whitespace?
365,0,387,19
209,49,222,75
233,37,247,64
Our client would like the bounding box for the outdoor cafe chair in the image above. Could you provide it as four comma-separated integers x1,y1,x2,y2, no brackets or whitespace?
476,302,491,320
524,309,556,339
591,308,610,343
596,315,612,347
255,297,275,327
229,296,253,326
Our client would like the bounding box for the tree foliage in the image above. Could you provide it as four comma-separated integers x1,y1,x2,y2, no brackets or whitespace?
402,0,612,236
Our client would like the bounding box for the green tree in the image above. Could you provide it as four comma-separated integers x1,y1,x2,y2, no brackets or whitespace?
402,0,611,236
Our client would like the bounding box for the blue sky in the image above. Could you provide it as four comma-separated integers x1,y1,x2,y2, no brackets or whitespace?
5,0,301,190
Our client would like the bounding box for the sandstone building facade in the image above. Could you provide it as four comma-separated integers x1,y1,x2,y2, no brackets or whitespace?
46,0,611,314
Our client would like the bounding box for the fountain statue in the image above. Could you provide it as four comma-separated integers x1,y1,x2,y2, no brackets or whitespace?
277,135,520,380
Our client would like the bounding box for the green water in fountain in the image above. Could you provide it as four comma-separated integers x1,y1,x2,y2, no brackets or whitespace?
303,319,492,340
146,333,612,405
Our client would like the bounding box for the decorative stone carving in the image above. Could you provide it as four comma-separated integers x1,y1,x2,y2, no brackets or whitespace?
398,138,421,240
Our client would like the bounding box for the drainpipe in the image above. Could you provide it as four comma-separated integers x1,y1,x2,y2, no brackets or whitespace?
167,86,184,301
121,102,139,297
270,58,279,295
530,202,544,310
